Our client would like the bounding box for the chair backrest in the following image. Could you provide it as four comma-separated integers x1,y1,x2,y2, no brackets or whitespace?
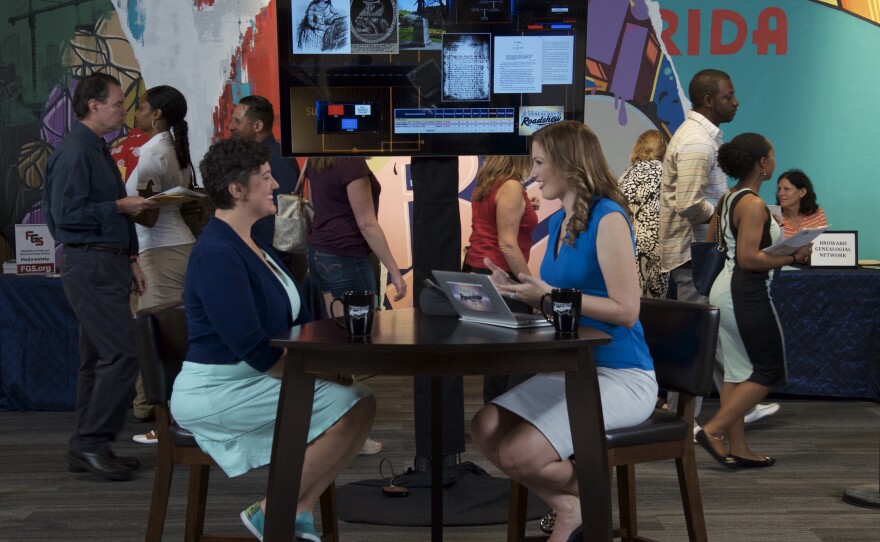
134,300,188,406
639,297,719,398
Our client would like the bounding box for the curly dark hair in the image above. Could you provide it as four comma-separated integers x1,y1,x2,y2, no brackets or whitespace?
145,85,191,170
72,73,121,120
199,138,271,210
717,133,772,181
776,169,820,216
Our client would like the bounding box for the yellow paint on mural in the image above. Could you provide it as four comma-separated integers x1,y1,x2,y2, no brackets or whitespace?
841,0,880,23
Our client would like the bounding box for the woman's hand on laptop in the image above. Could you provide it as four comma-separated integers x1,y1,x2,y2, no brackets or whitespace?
485,258,550,308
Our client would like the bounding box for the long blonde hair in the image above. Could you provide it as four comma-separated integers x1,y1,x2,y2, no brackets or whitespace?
471,155,532,201
531,120,630,245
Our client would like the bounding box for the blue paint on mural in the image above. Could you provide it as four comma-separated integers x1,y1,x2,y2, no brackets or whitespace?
653,58,684,133
127,0,146,42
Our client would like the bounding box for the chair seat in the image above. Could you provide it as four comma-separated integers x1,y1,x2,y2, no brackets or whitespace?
169,422,199,448
605,409,688,449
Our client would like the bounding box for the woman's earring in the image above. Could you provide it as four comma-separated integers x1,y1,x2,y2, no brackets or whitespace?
760,170,766,178
151,118,157,130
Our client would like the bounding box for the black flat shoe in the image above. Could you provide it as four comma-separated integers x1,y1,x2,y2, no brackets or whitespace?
695,430,738,469
730,454,776,468
67,450,132,481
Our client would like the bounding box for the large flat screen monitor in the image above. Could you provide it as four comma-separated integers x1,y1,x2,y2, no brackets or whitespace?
277,0,586,156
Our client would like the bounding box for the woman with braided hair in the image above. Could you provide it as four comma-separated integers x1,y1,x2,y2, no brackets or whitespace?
126,85,196,437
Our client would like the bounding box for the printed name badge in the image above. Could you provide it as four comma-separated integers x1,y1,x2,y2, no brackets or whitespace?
811,231,857,268
14,223,56,274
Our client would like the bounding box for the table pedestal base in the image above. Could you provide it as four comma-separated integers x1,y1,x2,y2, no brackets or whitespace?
842,484,880,509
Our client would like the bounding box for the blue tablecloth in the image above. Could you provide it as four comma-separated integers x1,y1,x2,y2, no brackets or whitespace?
1,268,878,410
0,274,79,411
772,268,880,401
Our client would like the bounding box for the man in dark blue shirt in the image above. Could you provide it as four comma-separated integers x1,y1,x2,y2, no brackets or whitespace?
43,73,154,481
228,95,300,257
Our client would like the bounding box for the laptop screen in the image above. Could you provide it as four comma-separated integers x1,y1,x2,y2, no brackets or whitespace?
447,281,501,314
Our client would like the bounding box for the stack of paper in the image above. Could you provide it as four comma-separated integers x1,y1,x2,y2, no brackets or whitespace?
761,226,829,256
146,186,206,206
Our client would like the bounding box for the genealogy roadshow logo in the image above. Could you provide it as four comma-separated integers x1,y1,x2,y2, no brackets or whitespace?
25,230,44,246
518,106,564,135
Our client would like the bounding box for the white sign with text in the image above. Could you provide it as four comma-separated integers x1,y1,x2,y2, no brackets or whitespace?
14,224,55,274
811,231,858,267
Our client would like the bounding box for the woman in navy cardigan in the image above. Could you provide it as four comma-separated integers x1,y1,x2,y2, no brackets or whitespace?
171,138,375,542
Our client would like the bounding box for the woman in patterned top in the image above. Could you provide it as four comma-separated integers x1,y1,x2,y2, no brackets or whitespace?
618,130,669,298
776,169,827,238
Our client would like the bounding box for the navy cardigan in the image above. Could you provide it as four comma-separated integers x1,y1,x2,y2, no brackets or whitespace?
184,217,311,372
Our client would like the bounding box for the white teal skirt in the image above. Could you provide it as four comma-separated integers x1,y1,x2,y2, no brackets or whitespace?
171,361,372,477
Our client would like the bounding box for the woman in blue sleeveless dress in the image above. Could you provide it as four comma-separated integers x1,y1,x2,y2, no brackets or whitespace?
696,133,811,469
470,121,658,542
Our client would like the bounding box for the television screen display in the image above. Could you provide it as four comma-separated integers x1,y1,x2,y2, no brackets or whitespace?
277,0,586,156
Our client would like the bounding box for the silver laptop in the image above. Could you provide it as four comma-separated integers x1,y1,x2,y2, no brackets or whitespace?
431,270,552,329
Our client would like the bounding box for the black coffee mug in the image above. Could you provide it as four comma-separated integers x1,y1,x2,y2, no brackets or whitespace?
540,288,582,333
330,290,375,336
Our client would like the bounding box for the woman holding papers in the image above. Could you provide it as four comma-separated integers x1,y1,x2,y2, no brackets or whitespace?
126,86,196,436
776,169,827,238
470,121,657,542
696,133,812,469
126,85,195,311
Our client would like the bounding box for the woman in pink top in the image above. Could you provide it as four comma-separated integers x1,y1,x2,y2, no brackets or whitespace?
776,169,827,238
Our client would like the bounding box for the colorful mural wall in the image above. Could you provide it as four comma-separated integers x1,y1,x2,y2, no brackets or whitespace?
1,0,877,301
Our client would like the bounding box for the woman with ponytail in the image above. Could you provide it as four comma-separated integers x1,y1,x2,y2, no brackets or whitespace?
695,133,812,470
126,85,196,436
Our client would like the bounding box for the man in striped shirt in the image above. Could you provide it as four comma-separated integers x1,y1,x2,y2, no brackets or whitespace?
660,69,738,297
661,69,743,421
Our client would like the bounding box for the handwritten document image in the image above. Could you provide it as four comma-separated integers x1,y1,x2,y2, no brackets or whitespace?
442,33,491,102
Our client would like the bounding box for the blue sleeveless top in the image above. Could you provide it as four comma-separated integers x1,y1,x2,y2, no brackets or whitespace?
540,198,653,371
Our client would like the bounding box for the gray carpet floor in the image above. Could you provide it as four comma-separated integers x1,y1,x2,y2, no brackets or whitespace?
1,375,879,541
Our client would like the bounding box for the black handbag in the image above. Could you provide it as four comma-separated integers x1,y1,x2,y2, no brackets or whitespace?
691,194,729,297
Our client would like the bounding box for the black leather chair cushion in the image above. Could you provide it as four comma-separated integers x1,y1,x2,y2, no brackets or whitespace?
605,408,688,449
169,422,199,448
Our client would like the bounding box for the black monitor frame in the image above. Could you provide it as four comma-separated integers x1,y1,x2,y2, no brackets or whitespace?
277,0,586,157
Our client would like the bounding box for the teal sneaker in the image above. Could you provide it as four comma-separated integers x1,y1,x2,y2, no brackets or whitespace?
240,501,265,541
295,511,321,542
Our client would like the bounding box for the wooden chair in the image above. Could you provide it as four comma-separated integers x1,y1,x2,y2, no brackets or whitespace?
507,297,719,542
135,300,338,542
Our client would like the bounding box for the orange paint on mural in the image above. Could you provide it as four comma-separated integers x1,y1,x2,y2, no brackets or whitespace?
841,0,880,24
212,0,282,141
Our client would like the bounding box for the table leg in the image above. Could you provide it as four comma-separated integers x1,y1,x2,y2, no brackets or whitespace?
566,346,612,542
265,351,316,542
431,375,444,541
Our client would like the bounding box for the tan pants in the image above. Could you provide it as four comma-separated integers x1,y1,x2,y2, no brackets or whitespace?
132,243,193,418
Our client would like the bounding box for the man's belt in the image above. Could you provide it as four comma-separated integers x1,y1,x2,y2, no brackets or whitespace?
66,243,131,256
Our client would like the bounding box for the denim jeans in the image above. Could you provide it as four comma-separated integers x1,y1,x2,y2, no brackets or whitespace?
307,248,377,300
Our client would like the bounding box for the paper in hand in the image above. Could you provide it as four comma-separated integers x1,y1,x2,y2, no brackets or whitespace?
761,225,830,256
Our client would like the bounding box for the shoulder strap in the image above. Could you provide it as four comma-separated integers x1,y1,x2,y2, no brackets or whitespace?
293,157,308,196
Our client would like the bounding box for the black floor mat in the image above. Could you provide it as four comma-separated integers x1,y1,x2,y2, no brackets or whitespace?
336,461,548,526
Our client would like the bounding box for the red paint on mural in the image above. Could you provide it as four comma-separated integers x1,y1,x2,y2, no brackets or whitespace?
195,0,216,11
213,0,282,141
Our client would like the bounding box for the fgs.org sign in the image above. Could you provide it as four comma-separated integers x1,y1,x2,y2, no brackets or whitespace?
15,224,55,274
